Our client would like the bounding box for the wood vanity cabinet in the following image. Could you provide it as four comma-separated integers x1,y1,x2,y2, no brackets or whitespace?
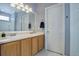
32,36,38,55
0,45,1,56
0,34,45,56
38,35,45,51
21,38,32,56
0,41,20,56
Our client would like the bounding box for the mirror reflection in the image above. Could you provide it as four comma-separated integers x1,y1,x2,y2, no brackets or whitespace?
0,3,35,31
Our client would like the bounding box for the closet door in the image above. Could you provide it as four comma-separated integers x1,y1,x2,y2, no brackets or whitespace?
45,4,65,55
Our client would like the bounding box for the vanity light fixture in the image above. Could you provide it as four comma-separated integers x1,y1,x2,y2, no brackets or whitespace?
10,3,33,13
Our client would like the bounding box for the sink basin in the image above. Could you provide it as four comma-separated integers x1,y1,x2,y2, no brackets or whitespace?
29,32,36,34
9,33,16,36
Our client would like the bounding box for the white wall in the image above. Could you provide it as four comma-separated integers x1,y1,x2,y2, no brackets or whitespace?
70,3,79,56
35,3,55,32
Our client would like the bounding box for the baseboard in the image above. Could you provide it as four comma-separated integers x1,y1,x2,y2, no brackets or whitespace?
47,49,64,56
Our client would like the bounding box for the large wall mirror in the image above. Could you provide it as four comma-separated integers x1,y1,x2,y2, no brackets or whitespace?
0,3,35,31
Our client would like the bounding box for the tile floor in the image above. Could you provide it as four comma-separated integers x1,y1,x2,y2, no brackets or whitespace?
36,49,63,56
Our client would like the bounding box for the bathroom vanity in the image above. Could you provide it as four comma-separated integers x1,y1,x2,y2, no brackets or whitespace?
0,32,44,56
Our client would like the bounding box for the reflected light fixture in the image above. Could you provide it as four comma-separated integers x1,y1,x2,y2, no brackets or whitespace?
26,10,29,13
29,8,32,12
25,5,29,9
10,3,16,7
22,8,25,11
19,4,24,7
16,6,21,9
10,3,32,13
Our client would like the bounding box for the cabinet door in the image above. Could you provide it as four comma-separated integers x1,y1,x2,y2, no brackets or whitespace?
21,38,32,56
32,37,38,55
38,35,44,51
0,45,1,56
1,41,20,56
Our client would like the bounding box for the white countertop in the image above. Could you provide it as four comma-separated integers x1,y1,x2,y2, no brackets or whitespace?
0,32,44,44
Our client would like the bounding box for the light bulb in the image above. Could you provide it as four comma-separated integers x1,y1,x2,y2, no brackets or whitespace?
26,10,29,13
10,3,16,7
29,8,32,12
25,5,29,9
16,6,21,9
22,8,25,11
20,4,24,7
20,3,23,5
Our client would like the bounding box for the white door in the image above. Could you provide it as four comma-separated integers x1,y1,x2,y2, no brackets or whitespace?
45,4,65,55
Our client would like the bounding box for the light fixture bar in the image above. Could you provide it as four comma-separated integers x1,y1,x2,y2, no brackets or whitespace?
10,3,32,13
